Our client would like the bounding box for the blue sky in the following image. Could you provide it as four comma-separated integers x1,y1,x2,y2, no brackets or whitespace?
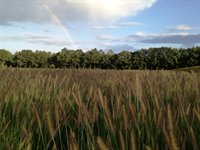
0,0,200,53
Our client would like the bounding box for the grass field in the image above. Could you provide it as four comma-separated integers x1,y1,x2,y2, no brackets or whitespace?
175,66,200,72
0,68,200,150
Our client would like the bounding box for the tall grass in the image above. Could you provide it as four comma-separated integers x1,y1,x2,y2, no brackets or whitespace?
0,68,200,149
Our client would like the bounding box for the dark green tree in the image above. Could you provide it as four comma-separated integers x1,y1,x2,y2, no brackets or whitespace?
179,47,200,68
99,53,112,69
0,49,13,66
112,51,132,69
85,48,104,68
2,46,200,69
68,49,84,68
131,49,148,69
146,47,180,70
34,51,51,68
13,50,35,67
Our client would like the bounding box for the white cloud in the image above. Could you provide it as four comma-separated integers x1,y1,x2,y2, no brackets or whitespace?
97,34,121,41
167,25,192,31
91,21,143,30
119,22,144,27
0,0,157,25
91,25,119,30
175,25,192,31
133,32,191,39
1,33,80,46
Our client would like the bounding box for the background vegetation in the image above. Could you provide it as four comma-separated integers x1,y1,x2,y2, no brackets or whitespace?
0,47,200,70
0,69,200,149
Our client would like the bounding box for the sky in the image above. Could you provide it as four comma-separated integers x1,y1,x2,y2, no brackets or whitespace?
0,0,200,53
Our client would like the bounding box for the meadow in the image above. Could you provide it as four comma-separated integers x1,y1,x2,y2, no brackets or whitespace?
0,68,200,150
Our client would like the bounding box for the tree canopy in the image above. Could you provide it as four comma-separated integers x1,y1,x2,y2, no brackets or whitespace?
1,46,200,70
0,49,13,66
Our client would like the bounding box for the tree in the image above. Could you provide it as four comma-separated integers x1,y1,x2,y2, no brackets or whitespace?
1,46,199,69
12,50,35,67
179,47,200,68
68,49,84,68
48,48,84,68
112,51,132,69
131,50,148,69
85,48,104,68
0,49,13,66
194,46,200,65
99,54,112,69
146,47,180,70
34,51,51,68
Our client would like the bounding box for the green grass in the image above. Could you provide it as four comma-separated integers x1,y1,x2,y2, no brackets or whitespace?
0,68,200,150
175,66,200,72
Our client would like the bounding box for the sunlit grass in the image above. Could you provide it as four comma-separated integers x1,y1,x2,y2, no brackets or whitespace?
0,68,200,149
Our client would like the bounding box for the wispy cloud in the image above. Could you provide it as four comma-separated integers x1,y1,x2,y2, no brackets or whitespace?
1,33,85,46
91,21,143,30
119,22,144,27
97,34,121,42
91,25,119,30
167,25,192,32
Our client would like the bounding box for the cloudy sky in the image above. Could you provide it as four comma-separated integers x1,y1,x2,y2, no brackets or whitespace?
0,0,200,53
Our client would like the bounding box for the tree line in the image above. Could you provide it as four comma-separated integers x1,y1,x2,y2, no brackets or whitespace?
0,47,200,70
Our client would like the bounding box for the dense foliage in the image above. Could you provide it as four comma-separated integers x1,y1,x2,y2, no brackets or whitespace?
0,69,200,149
1,47,200,69
0,49,13,67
